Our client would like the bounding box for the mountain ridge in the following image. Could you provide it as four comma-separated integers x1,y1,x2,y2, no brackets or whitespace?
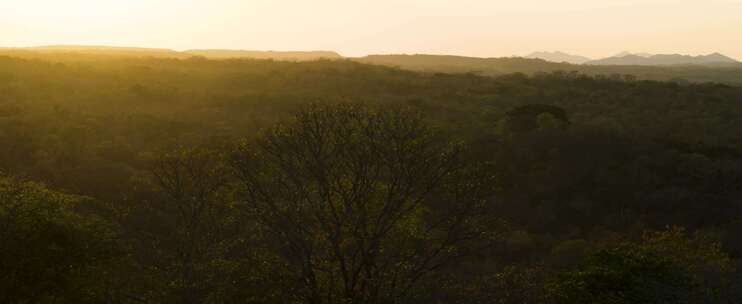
525,51,592,64
0,45,343,61
184,49,342,60
2,45,742,84
2,45,739,66
586,53,740,66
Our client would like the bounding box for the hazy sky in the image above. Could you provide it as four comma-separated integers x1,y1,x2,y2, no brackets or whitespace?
1,0,741,59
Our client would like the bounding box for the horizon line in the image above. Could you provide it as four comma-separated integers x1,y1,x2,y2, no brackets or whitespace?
1,43,739,62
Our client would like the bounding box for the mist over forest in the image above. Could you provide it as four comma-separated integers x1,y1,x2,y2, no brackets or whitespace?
2,46,742,303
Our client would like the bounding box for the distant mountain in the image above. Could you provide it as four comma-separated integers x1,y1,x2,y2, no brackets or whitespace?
185,49,342,61
586,53,740,66
356,54,742,84
0,45,342,61
27,45,177,53
526,51,592,64
6,45,183,58
613,51,653,58
355,54,574,75
2,46,742,84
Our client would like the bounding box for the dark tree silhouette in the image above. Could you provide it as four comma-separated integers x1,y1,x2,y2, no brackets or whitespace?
149,148,233,304
231,103,500,304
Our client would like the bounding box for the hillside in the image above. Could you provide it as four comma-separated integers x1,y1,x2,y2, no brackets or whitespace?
2,52,742,303
355,54,575,74
586,52,740,66
0,45,342,61
0,45,187,59
356,54,742,84
526,51,592,64
184,49,342,61
21,45,179,54
2,46,741,84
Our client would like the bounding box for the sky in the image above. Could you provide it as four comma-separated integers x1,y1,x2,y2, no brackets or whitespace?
1,0,741,59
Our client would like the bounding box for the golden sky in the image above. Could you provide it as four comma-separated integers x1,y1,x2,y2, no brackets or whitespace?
1,0,741,59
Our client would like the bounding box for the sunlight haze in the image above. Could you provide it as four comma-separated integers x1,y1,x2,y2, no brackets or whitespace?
1,0,741,59
5,0,742,302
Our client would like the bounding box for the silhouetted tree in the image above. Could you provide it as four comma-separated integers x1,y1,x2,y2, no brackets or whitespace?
231,103,500,303
149,148,234,303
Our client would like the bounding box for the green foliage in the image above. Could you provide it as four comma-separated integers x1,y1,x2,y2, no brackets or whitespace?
1,53,742,302
503,104,569,134
549,245,694,304
547,227,734,304
0,176,120,303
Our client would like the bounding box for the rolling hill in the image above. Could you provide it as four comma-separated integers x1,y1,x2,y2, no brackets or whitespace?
184,49,342,61
2,46,741,85
355,54,742,84
0,45,342,61
526,51,592,64
586,53,740,66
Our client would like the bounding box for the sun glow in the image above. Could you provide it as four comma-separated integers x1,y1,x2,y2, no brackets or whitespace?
6,0,153,26
1,0,741,58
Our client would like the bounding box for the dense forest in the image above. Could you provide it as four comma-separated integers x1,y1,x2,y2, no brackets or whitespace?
2,53,742,303
4,47,742,84
357,54,742,85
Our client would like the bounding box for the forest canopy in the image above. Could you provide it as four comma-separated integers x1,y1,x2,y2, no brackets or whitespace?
1,53,742,303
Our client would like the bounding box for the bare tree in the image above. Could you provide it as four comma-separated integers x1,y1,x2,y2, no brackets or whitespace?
231,103,500,304
150,147,231,304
